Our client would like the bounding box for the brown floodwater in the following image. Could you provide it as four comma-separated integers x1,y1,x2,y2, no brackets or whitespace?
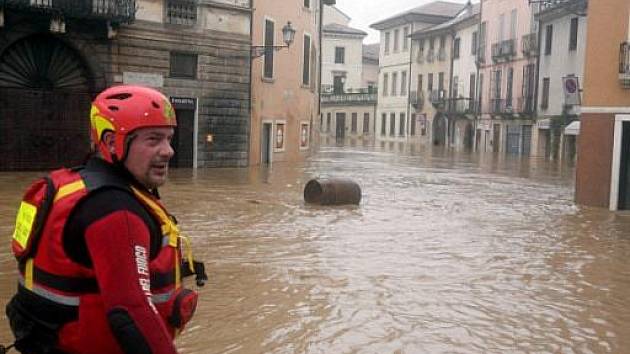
2,142,630,354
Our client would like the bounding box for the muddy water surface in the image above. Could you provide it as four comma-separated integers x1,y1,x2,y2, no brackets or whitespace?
1,144,630,353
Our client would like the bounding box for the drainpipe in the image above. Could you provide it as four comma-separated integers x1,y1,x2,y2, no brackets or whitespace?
534,3,543,156
447,29,456,148
406,23,414,139
475,2,483,152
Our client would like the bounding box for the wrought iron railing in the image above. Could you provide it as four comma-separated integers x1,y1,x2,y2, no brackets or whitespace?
447,98,476,114
522,33,538,57
321,92,378,105
490,98,514,114
429,89,446,104
4,0,136,22
491,39,516,61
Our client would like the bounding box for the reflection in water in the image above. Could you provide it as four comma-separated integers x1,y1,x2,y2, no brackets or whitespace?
1,143,630,353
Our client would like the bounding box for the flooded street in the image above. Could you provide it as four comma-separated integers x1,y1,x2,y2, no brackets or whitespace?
2,143,630,353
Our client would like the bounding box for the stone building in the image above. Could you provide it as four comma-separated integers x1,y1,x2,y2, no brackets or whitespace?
0,0,251,170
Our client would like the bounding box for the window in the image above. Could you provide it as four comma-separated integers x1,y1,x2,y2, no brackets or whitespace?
394,29,400,52
569,18,578,51
471,31,478,55
438,72,444,92
439,36,445,49
469,73,476,103
417,74,423,93
453,76,459,99
351,113,358,133
541,78,550,109
399,113,405,136
303,0,310,8
381,113,386,135
363,113,370,133
510,9,517,40
545,24,553,55
303,34,311,86
384,32,390,54
275,122,285,151
383,73,389,97
327,113,331,132
453,38,460,59
300,123,310,149
428,73,433,92
506,67,513,107
170,52,197,79
334,47,345,64
391,72,398,96
403,27,409,51
401,71,407,96
333,75,345,94
493,69,502,99
429,37,435,49
166,0,197,25
390,113,395,136
264,19,275,79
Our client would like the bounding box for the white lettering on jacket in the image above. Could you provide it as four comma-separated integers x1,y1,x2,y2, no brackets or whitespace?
134,245,157,313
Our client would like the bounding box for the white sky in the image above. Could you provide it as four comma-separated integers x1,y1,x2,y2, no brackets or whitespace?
334,0,470,44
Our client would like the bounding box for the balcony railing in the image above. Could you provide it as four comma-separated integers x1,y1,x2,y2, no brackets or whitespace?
490,98,514,115
321,92,378,105
410,90,425,110
429,89,447,104
4,0,136,22
427,48,435,63
522,33,538,57
620,41,630,88
447,98,476,115
491,39,516,62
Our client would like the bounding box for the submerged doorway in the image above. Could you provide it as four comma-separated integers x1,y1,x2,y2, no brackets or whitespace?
336,112,346,142
261,122,272,164
169,97,196,168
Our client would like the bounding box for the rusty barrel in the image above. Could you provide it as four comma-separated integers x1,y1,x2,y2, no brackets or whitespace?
304,178,362,205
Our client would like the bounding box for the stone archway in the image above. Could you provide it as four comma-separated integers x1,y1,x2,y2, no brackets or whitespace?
0,33,94,170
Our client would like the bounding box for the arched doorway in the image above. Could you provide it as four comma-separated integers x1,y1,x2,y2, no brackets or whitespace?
0,34,94,170
432,113,447,146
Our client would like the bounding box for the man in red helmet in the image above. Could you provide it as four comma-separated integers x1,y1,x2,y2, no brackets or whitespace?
5,85,205,354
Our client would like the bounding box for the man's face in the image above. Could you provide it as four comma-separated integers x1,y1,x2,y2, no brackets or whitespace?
124,127,175,189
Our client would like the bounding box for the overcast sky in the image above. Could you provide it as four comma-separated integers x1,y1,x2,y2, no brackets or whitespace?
334,0,469,44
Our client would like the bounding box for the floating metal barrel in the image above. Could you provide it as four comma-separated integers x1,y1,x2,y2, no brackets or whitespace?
304,178,361,205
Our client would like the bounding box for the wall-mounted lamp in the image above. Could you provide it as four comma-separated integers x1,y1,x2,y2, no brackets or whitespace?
251,21,296,58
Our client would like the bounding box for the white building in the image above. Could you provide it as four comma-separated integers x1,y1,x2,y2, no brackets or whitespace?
532,0,588,163
371,1,465,142
321,6,378,142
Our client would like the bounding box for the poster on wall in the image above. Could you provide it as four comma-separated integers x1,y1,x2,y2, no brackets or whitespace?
300,123,309,149
275,123,285,150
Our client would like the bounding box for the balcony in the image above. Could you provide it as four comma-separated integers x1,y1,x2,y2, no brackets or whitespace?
410,90,425,110
321,92,378,106
522,33,538,57
426,49,435,63
491,39,516,62
447,98,476,115
620,41,630,88
429,89,447,105
490,98,514,115
3,0,136,23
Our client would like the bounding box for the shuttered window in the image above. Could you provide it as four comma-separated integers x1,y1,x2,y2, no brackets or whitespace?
170,52,197,79
264,19,275,79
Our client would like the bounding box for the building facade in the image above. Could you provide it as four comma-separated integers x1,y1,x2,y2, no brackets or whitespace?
477,0,536,155
531,0,587,163
576,0,630,210
320,6,377,142
371,1,464,143
249,0,330,165
0,0,252,170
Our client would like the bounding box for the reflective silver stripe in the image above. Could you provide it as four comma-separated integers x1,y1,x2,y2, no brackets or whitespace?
151,290,175,304
162,235,170,248
18,277,80,306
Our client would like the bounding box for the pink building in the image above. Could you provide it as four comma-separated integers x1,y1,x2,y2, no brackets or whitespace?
477,0,537,155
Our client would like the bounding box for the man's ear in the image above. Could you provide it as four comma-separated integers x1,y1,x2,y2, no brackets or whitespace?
102,131,116,155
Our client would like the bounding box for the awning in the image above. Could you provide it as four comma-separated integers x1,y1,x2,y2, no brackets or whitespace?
564,121,580,136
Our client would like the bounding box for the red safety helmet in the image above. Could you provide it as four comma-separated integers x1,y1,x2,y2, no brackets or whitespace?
90,85,177,163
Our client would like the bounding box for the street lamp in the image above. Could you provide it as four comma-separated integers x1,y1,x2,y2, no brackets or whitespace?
251,21,297,59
